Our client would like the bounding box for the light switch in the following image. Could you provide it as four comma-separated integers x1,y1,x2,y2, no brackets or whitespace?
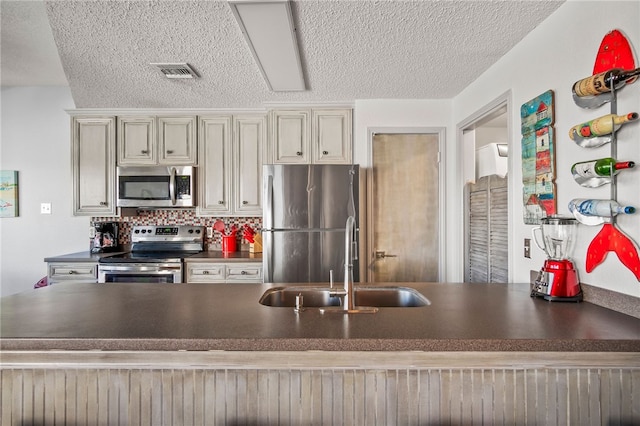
524,238,531,258
40,203,52,214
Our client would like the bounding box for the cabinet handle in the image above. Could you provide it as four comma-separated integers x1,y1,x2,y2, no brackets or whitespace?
166,150,174,154
242,201,248,205
241,271,247,275
141,150,148,154
218,201,224,205
296,151,302,156
99,201,107,206
322,150,328,155
203,270,209,275
68,270,76,275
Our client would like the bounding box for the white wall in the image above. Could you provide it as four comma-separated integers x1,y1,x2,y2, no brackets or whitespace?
1,86,89,297
453,1,640,297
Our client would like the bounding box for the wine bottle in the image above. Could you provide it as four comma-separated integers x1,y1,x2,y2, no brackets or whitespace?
568,199,636,217
569,112,639,140
571,157,635,188
572,67,640,97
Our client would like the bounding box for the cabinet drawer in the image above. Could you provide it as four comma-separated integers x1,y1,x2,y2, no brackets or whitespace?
226,264,263,283
186,264,226,283
48,263,97,282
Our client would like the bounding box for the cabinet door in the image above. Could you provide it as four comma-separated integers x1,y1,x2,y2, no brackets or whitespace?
48,262,98,284
72,116,117,216
312,109,352,164
270,109,310,164
226,263,263,283
117,116,156,165
185,263,226,283
197,116,232,216
158,116,197,165
234,115,265,215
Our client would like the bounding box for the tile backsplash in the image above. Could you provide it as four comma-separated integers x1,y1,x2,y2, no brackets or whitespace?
92,210,262,250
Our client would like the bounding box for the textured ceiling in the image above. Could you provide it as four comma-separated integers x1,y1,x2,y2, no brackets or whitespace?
2,0,564,109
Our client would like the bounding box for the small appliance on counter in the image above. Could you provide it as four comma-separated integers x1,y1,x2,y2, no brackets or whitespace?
531,216,582,302
90,222,119,253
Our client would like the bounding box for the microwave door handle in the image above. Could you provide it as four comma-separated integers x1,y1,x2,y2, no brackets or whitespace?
169,167,177,206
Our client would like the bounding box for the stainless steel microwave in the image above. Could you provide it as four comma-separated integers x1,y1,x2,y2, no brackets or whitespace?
117,166,195,208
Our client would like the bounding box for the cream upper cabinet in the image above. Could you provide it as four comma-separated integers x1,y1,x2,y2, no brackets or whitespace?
158,116,197,164
71,116,117,216
197,114,265,217
270,109,310,164
312,109,352,164
234,115,265,215
117,116,156,165
117,115,196,166
269,108,352,164
197,116,232,216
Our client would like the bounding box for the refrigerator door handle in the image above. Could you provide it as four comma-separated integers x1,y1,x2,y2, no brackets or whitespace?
263,230,272,282
265,174,274,230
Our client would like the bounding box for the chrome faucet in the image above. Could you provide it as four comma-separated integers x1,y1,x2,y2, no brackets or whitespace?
322,216,377,314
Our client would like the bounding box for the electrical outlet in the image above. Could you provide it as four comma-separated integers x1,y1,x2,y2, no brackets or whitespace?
207,227,213,238
40,203,52,215
524,238,531,258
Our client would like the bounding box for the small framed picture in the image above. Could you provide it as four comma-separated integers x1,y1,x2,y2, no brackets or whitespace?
0,171,19,218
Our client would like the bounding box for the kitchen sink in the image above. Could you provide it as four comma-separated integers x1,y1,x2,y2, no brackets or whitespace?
259,286,430,308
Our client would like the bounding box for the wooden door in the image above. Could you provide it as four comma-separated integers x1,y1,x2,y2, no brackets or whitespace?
368,133,440,282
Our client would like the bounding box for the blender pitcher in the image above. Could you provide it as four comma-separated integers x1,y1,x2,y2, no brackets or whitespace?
532,216,578,260
531,216,582,302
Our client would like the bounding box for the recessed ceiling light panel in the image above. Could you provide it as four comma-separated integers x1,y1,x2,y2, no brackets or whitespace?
151,63,199,79
229,0,305,92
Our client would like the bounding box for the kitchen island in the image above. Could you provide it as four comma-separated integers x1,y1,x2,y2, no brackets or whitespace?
2,282,639,424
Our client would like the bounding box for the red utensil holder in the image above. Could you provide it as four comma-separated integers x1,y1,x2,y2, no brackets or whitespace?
222,235,236,253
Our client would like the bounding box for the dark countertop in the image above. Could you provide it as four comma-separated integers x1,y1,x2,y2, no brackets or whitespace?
44,250,128,262
2,282,639,352
44,250,261,263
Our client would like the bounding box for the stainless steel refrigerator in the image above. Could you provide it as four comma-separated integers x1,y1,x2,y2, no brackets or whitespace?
263,164,359,283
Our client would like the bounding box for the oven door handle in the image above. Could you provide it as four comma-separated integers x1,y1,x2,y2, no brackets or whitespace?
169,167,177,206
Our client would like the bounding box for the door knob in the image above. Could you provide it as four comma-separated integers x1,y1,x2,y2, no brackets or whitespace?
375,251,397,259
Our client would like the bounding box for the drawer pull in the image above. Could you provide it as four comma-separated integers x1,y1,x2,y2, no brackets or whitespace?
241,271,247,275
203,270,209,275
68,270,76,274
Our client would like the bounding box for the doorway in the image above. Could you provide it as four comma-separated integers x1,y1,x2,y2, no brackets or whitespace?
459,93,511,283
366,131,443,282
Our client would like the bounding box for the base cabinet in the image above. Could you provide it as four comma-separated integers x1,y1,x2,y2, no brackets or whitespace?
47,262,98,285
186,262,262,283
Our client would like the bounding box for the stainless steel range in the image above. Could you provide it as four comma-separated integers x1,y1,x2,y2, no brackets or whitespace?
98,225,205,283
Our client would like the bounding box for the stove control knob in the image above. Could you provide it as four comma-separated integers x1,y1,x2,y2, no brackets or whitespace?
195,229,201,234
134,229,140,234
188,229,194,234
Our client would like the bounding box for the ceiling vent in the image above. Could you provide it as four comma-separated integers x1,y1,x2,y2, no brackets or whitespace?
151,63,199,79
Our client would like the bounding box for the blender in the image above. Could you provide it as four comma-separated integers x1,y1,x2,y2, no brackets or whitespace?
531,216,582,302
